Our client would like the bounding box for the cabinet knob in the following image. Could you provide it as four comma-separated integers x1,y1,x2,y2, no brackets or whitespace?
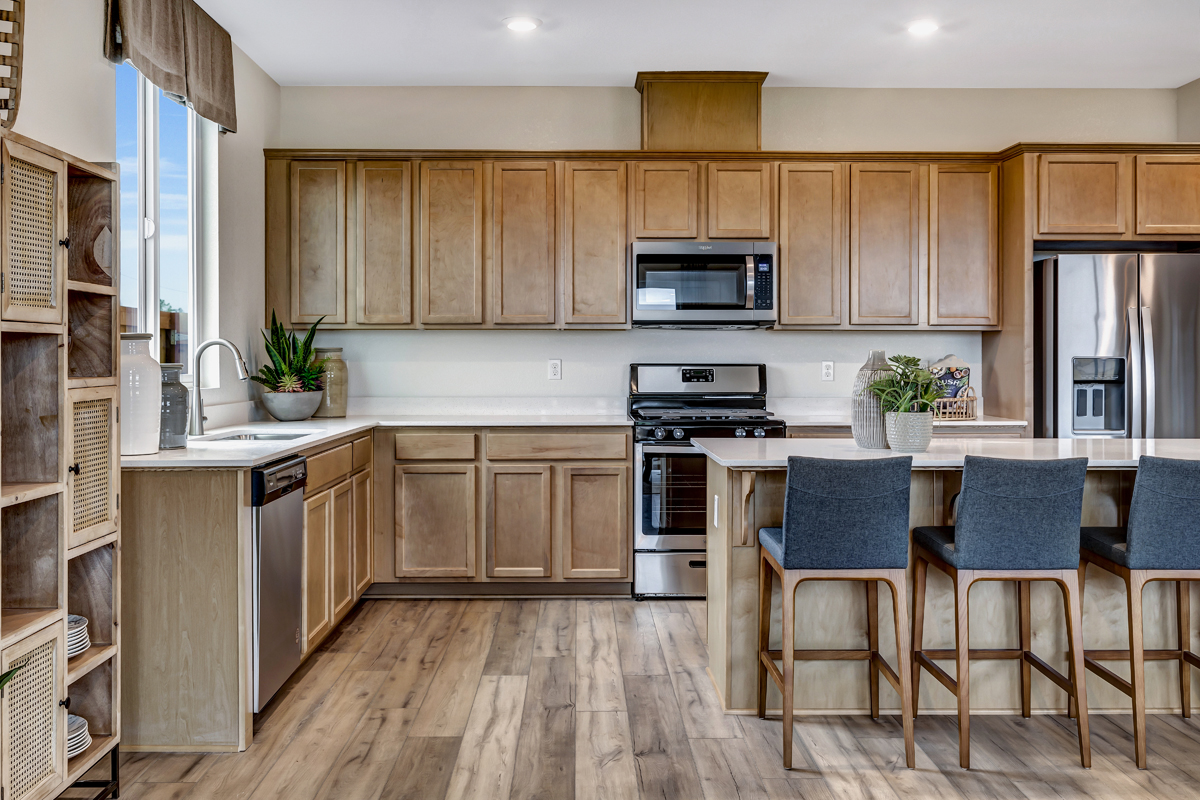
68,463,81,476
59,697,71,710
58,238,70,248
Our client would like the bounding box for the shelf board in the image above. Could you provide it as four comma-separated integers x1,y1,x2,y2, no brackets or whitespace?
66,734,118,784
67,532,118,561
0,320,63,335
67,643,116,685
66,280,117,297
0,481,64,508
0,608,63,648
68,377,118,391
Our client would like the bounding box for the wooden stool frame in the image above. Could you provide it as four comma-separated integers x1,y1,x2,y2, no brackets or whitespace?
1079,549,1200,769
756,547,916,769
912,544,1092,770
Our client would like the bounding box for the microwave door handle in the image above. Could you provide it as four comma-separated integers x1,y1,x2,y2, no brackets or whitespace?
1127,306,1143,439
745,256,755,310
1141,306,1156,439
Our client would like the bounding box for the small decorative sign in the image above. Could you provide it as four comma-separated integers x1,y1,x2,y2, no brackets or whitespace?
929,354,971,399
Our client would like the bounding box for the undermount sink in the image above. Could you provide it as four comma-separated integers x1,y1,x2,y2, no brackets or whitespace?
208,433,309,441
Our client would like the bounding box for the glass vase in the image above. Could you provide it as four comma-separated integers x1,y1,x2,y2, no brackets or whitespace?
313,347,348,418
159,363,189,450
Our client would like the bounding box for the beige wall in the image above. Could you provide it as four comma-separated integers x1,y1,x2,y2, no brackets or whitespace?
1178,78,1200,142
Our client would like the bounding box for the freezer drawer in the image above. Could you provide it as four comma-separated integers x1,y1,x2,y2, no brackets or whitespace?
634,551,707,598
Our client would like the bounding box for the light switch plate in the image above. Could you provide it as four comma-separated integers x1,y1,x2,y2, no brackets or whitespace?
548,359,562,380
821,361,834,381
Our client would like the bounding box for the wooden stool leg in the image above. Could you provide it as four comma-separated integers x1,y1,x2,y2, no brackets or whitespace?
867,579,880,719
1019,579,1032,719
954,571,972,769
912,556,928,717
758,554,772,719
1127,572,1147,769
781,572,798,770
888,570,916,769
1062,568,1092,769
1179,579,1191,720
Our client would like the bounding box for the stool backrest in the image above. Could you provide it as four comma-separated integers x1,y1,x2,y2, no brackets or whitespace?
1125,455,1200,569
955,455,1088,570
779,455,912,570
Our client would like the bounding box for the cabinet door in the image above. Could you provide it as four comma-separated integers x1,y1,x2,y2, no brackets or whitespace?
486,465,552,578
929,165,999,326
849,163,919,326
420,161,484,324
493,162,555,324
356,161,412,324
353,468,373,598
2,138,67,324
68,387,119,550
302,489,332,652
778,163,844,325
1135,155,1200,234
329,478,354,623
395,465,476,577
707,162,771,238
1,622,66,800
290,161,346,324
633,161,698,238
561,466,628,579
562,162,627,325
1037,154,1126,234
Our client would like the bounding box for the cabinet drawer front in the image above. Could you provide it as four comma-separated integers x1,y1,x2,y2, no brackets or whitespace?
394,432,477,460
307,443,353,490
352,435,373,470
486,432,627,461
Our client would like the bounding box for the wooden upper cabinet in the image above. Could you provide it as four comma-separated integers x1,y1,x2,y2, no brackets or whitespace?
2,138,67,324
1135,155,1200,234
486,465,552,578
562,466,628,579
849,163,920,325
633,161,698,238
291,161,347,324
394,464,476,577
707,162,771,238
420,161,484,324
493,162,556,324
562,162,627,325
929,165,999,326
1037,154,1126,235
778,163,843,325
356,161,411,324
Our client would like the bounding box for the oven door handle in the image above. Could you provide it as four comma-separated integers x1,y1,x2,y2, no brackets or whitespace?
638,444,704,455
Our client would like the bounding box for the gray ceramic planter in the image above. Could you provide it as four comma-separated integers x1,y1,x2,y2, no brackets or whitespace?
884,411,934,454
261,390,323,422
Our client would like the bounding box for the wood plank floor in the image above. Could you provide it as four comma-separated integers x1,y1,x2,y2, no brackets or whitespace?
71,599,1200,800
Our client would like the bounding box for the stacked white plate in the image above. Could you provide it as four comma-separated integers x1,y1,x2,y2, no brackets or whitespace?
66,714,91,758
66,615,90,658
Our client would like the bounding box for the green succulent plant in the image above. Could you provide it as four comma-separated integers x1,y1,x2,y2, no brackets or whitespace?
251,312,328,394
867,355,946,414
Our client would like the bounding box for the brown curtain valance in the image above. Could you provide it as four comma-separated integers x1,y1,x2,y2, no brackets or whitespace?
105,0,238,133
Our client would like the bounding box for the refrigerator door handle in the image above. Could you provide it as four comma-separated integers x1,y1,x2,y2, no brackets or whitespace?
1128,306,1143,439
1141,306,1156,439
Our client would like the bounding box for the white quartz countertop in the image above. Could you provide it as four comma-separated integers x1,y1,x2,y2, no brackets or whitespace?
121,414,632,469
780,413,1026,429
692,437,1200,469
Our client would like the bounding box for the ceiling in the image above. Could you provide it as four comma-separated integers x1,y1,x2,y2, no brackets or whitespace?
195,0,1200,88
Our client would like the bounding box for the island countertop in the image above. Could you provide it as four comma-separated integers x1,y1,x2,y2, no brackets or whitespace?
692,436,1200,469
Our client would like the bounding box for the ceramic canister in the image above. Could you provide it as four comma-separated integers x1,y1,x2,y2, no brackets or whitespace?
121,333,162,455
313,347,348,418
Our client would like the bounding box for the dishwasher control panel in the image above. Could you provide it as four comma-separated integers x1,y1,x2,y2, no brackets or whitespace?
252,456,308,506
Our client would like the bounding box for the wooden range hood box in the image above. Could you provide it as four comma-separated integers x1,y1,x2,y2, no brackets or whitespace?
635,71,768,151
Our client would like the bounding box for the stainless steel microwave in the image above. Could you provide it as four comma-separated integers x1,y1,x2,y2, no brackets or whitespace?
631,241,777,328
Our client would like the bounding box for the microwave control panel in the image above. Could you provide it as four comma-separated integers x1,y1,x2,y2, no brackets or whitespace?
753,257,773,310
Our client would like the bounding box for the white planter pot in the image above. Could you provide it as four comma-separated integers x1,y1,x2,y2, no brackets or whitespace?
884,411,934,454
261,391,323,422
120,333,162,455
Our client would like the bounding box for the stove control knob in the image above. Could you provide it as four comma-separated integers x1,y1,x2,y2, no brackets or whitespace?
754,428,766,438
673,428,685,439
735,428,747,438
653,427,666,440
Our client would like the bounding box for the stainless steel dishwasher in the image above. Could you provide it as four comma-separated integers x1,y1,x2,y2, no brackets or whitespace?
251,455,307,712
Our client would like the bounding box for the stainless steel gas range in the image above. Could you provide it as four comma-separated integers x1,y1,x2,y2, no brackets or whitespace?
629,364,786,598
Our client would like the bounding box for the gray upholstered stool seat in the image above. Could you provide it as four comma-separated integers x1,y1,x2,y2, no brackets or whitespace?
1080,528,1129,567
756,455,916,770
912,526,957,566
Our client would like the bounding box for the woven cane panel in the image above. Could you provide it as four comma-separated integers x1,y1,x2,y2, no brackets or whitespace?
7,638,57,800
7,156,56,310
72,399,111,532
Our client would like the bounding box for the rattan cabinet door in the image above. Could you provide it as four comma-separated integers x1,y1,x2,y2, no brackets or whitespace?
1,622,66,800
2,138,66,324
68,388,118,550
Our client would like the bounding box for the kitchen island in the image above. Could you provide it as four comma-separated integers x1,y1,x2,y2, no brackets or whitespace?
695,437,1200,717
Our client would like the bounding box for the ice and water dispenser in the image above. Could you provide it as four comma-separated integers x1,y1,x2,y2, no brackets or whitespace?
1071,357,1126,435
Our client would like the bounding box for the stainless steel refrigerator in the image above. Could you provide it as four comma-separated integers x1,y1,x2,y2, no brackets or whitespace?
1036,253,1200,439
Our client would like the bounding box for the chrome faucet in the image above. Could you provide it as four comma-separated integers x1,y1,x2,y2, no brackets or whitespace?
189,338,251,436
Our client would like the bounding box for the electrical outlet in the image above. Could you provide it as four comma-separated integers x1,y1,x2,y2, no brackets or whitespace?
548,359,562,380
821,361,835,381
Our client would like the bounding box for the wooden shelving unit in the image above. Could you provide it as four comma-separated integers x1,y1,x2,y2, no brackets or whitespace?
0,131,120,800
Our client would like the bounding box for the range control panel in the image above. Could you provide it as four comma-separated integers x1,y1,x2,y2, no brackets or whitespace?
753,257,773,310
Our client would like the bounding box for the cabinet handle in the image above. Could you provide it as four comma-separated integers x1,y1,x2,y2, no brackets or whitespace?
59,238,70,248
59,697,71,710
68,463,81,476
688,560,707,569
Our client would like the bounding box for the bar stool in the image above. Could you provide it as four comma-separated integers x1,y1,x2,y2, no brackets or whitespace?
1080,455,1200,769
912,455,1091,770
757,455,916,770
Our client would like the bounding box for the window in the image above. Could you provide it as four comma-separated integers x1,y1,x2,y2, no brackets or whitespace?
116,61,214,375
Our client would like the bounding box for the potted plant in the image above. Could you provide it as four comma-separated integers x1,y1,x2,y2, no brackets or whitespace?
867,355,946,453
252,312,328,422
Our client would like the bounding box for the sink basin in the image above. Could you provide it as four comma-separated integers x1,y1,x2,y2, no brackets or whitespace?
209,433,309,441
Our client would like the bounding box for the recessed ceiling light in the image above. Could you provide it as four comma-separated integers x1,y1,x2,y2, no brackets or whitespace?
504,16,542,32
907,19,939,36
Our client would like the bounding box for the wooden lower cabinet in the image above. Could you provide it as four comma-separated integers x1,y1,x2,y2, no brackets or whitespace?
302,489,332,653
394,465,477,577
353,469,373,598
2,621,66,800
562,466,629,579
329,478,354,623
486,465,552,578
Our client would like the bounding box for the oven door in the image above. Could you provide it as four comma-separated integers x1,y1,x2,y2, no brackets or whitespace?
635,443,708,551
633,252,773,326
